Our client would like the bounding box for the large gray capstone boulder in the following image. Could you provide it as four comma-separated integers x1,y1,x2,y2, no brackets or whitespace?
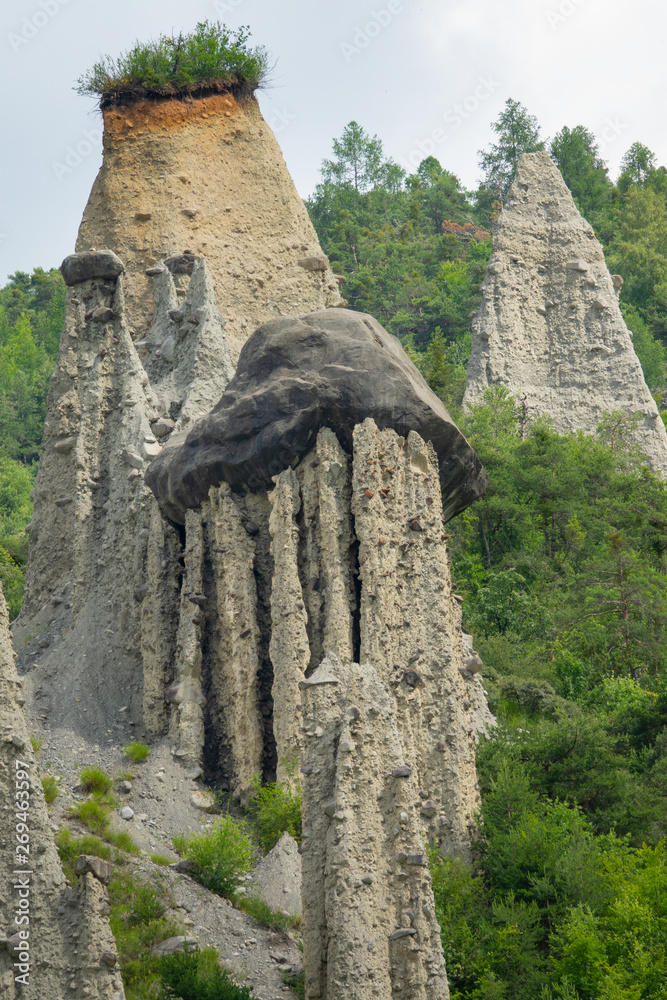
145,308,487,523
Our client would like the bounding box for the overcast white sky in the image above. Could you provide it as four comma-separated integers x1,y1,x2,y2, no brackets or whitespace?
1,0,665,284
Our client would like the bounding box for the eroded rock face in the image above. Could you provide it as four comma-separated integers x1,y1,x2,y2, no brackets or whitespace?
15,254,235,739
155,422,485,852
145,309,488,523
464,151,667,473
300,654,450,1000
75,93,344,361
0,584,125,1000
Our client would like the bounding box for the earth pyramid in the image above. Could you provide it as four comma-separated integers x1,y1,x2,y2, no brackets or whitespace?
464,150,667,474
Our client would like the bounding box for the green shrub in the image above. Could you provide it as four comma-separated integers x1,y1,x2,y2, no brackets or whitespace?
248,770,302,853
124,741,149,763
76,22,269,108
128,886,166,926
41,774,58,804
79,766,113,795
281,969,305,999
158,945,254,1000
173,815,255,898
30,736,43,753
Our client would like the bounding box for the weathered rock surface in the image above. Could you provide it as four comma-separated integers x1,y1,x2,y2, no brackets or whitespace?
0,584,125,1000
15,253,235,739
145,308,488,523
351,420,481,858
249,833,302,918
152,422,486,857
464,151,667,473
76,93,344,361
300,655,450,1000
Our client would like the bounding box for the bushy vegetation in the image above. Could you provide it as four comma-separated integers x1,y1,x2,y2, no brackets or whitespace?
158,945,254,1000
76,22,268,107
247,769,302,853
173,814,256,898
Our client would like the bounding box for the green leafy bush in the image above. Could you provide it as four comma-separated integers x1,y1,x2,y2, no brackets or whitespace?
79,766,113,795
248,770,302,853
158,945,254,1000
173,815,255,898
76,22,269,107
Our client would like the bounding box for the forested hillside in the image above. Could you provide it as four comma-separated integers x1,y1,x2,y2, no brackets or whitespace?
0,268,63,615
307,102,667,1000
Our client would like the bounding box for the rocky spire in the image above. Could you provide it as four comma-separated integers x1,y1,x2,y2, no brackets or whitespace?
0,584,125,1000
464,151,667,474
300,654,450,1000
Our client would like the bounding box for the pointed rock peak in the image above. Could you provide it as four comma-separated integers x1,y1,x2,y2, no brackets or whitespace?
464,154,667,475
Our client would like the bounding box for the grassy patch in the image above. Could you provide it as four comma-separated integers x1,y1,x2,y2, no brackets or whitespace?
79,766,114,795
41,774,59,804
75,21,269,108
173,814,255,898
109,829,140,854
124,741,149,763
151,854,174,866
70,798,111,835
236,893,300,932
30,736,43,753
247,768,302,853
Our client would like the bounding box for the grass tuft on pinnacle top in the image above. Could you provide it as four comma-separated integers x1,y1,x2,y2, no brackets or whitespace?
75,21,269,108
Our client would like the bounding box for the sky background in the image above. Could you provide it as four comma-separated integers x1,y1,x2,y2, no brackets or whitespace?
1,0,665,284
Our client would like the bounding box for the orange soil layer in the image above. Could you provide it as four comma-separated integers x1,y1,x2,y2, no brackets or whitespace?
103,92,245,139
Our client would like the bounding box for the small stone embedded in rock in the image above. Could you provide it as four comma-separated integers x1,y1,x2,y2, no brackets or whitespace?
298,254,329,271
190,790,216,811
123,449,143,469
120,806,135,820
75,855,113,885
243,520,260,536
403,669,422,688
54,437,77,454
100,951,119,967
170,858,196,873
61,250,125,285
91,307,115,324
153,418,176,438
151,936,198,957
391,764,412,777
118,781,133,794
133,585,148,603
